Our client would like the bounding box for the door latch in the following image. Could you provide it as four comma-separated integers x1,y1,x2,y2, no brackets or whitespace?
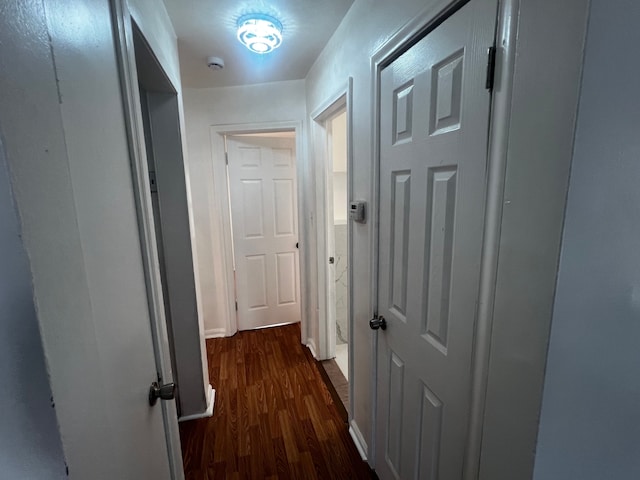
149,381,176,406
329,256,335,264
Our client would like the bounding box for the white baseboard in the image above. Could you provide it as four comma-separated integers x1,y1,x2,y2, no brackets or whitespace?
349,420,368,461
179,384,215,422
306,338,318,359
204,327,226,339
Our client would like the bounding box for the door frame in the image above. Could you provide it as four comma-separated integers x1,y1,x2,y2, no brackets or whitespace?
310,78,354,365
369,0,587,477
209,122,308,342
110,1,184,478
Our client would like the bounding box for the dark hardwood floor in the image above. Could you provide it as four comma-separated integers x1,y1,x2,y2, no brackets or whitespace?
179,323,374,479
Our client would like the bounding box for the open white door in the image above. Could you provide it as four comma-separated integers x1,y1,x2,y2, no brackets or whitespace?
375,0,497,478
227,135,301,331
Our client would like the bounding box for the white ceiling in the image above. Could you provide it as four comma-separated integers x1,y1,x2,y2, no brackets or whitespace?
163,0,354,89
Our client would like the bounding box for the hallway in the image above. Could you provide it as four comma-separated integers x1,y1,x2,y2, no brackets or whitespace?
179,323,373,479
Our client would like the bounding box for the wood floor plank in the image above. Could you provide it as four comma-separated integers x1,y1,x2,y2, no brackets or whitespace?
179,323,374,479
299,418,331,479
273,436,291,479
278,409,300,464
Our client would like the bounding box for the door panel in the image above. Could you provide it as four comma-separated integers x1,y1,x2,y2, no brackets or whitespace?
389,171,411,320
246,255,268,309
241,180,265,238
387,351,406,477
424,167,457,353
375,1,497,478
227,136,301,330
417,384,444,480
276,252,297,305
273,179,296,236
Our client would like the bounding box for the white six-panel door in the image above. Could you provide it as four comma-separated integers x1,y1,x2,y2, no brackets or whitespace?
375,0,497,478
227,135,301,331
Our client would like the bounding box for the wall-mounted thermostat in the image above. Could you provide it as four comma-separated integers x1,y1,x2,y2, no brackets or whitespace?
349,201,366,223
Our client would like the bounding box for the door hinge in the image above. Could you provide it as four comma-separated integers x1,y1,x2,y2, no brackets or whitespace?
149,171,158,193
485,45,497,90
235,300,238,311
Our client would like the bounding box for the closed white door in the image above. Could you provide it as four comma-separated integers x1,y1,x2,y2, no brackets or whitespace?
375,0,497,478
227,135,301,330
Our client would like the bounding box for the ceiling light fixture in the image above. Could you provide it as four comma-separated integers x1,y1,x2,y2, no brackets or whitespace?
236,14,283,54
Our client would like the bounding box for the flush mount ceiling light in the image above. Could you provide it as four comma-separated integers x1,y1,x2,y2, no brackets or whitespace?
236,14,283,54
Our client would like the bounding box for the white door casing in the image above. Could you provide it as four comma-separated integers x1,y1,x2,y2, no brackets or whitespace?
375,0,497,478
227,135,301,331
310,85,351,361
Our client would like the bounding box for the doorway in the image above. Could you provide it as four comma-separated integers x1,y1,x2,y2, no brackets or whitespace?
132,22,210,424
328,111,349,383
210,122,308,341
225,131,302,331
310,84,353,418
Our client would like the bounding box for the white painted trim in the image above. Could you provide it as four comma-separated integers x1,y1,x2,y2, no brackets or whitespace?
315,79,359,434
309,79,353,365
179,384,215,422
310,83,351,120
463,1,516,477
478,1,588,477
311,85,353,360
344,78,356,433
306,338,318,359
204,328,226,339
349,420,368,461
109,2,184,478
209,121,309,345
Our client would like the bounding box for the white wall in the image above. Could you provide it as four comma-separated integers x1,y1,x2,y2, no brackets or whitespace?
0,0,141,475
0,0,191,477
129,0,181,90
332,173,348,224
305,0,438,456
331,111,348,173
183,80,308,337
331,111,348,224
0,141,66,478
534,1,640,477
